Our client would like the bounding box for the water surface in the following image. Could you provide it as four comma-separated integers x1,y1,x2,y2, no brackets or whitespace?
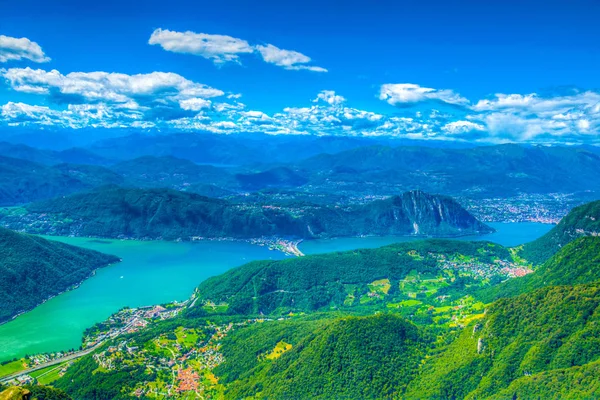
0,238,285,361
299,222,553,255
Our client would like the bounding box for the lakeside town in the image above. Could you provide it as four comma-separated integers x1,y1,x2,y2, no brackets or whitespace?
0,298,193,387
459,192,597,224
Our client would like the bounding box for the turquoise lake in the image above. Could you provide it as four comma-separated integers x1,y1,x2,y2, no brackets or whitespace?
298,222,554,254
0,239,286,362
0,222,553,362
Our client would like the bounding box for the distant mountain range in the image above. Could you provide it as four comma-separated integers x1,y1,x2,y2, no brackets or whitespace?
294,144,600,197
1,187,491,240
0,141,111,166
1,138,600,206
0,227,119,323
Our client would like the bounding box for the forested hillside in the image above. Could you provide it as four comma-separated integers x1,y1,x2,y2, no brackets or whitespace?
521,200,600,264
195,240,512,315
48,232,600,399
0,227,119,323
0,156,88,206
406,282,600,398
0,384,72,400
1,187,491,240
220,314,430,399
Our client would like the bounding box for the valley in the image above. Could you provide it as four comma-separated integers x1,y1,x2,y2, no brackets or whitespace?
3,5,600,398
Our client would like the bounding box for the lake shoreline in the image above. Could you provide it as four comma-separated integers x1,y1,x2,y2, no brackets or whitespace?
0,260,122,328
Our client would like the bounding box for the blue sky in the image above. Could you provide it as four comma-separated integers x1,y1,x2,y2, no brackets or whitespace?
1,0,599,143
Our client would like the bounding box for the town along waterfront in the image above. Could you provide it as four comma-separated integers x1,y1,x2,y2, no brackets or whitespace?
0,238,286,362
0,222,552,362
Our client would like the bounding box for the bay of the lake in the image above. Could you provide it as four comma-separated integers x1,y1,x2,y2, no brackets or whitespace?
0,238,286,361
0,222,553,361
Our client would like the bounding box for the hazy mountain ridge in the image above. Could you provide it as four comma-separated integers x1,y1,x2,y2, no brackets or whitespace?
296,144,600,196
0,187,491,240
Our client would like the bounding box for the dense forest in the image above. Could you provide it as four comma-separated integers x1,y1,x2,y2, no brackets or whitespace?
220,314,430,399
2,187,491,240
0,227,119,323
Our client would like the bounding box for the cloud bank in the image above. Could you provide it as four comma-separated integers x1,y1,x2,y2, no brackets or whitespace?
149,28,327,72
0,35,50,63
1,67,599,144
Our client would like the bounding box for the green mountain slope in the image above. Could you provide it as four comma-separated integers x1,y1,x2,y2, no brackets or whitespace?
480,236,600,302
220,314,429,399
406,282,600,399
0,227,119,323
490,360,600,400
0,385,72,400
3,187,491,240
196,240,511,316
521,200,600,264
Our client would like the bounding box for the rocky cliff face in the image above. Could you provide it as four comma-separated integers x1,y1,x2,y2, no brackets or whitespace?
397,190,493,236
303,190,494,238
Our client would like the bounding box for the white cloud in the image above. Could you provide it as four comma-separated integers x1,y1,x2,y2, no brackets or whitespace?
1,101,147,129
255,44,327,72
313,90,346,106
148,29,254,65
377,83,600,143
578,119,590,131
442,120,485,135
467,91,600,141
472,92,600,115
0,35,50,63
1,67,224,105
379,83,469,106
1,101,54,119
3,77,600,144
149,28,326,72
179,98,212,111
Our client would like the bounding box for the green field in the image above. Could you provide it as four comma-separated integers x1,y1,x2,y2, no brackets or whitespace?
30,361,70,385
0,359,26,377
